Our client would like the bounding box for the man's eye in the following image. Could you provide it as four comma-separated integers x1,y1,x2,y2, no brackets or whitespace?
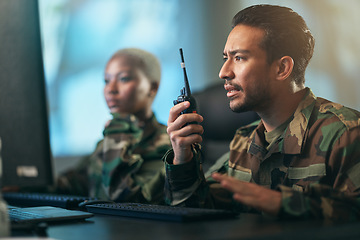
104,79,110,85
235,56,246,61
223,57,228,62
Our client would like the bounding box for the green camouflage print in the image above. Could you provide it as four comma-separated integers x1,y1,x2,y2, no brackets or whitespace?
57,113,171,204
164,88,360,221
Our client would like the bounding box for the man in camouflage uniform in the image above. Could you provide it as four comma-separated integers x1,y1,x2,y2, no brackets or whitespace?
163,5,360,221
56,48,171,204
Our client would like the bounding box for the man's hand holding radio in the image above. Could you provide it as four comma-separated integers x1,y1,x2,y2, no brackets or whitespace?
167,101,203,165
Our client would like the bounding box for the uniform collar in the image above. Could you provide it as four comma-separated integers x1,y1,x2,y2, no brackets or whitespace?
248,88,316,157
282,88,316,154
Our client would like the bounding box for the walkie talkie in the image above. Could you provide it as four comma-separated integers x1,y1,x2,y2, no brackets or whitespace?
173,48,197,115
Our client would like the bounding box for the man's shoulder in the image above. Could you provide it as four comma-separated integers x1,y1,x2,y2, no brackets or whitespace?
149,114,168,133
316,98,360,130
141,118,171,155
308,98,360,150
157,122,168,132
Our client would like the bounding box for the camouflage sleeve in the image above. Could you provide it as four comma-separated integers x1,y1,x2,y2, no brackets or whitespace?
164,146,235,209
55,155,93,196
57,113,169,204
163,147,204,206
278,126,360,221
90,113,147,202
100,113,143,188
97,113,172,204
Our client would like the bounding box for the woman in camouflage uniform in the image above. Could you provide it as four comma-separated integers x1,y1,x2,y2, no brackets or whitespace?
56,48,171,204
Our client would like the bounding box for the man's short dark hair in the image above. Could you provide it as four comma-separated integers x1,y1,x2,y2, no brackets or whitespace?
232,4,315,85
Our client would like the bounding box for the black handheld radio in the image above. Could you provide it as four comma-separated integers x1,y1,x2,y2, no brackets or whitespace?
173,48,197,115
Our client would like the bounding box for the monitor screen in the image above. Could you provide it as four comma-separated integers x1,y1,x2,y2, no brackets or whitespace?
0,0,54,189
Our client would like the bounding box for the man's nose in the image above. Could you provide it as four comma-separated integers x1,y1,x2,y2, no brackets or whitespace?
219,60,234,81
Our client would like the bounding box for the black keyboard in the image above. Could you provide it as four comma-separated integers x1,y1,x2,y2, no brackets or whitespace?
3,192,96,210
86,202,239,222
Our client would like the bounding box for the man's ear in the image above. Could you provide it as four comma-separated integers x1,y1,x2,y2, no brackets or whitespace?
275,56,294,81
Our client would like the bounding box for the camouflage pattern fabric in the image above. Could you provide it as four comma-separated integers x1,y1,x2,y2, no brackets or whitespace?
163,88,360,221
57,113,171,204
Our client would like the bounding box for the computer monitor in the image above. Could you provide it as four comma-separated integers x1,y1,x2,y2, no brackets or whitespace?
0,0,54,189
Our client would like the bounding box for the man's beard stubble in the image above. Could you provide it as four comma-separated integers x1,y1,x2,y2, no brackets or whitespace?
229,93,254,113
228,88,269,114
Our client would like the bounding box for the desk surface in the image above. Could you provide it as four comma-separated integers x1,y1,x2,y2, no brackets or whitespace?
14,212,359,240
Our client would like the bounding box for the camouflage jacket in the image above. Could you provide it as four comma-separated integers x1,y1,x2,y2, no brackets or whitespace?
57,113,171,204
163,88,360,221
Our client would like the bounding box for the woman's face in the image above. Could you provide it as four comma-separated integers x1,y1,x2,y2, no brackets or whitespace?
104,56,154,117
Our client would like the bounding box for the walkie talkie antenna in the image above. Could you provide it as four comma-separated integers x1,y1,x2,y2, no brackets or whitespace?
174,48,197,115
179,48,191,96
